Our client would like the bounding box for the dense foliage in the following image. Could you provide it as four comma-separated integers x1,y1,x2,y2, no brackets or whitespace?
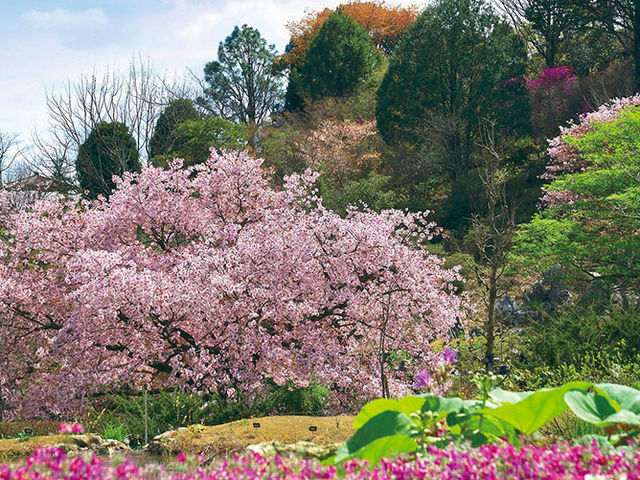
336,380,640,465
75,122,140,199
148,99,200,160
299,10,381,101
376,0,529,163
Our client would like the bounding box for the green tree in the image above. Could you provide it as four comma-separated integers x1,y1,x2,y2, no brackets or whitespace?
150,117,248,169
76,122,140,199
148,99,199,159
513,105,640,290
200,25,284,125
498,0,576,68
376,0,529,183
300,8,381,100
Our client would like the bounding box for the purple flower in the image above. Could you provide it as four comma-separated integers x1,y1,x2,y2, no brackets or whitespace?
442,347,458,365
414,369,432,389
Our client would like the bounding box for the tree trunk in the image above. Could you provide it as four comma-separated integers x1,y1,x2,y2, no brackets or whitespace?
634,1,640,93
485,265,498,373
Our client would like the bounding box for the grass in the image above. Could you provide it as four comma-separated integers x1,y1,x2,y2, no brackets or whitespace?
0,415,355,460
168,415,355,457
101,424,130,443
0,435,70,461
0,421,60,438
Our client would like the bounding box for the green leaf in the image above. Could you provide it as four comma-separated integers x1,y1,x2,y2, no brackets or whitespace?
336,434,418,465
420,395,465,414
471,431,488,447
489,388,535,404
353,396,426,429
482,381,592,434
595,383,640,413
564,390,618,424
336,411,415,462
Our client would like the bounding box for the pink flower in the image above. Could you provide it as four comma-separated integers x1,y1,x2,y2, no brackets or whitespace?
413,369,432,389
58,423,72,434
71,423,84,434
177,452,187,463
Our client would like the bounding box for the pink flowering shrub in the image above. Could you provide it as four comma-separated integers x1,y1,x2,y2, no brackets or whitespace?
527,66,579,137
0,150,465,418
3,443,640,479
544,94,640,182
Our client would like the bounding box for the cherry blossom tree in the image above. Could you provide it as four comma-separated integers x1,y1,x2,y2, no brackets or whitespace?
0,150,465,419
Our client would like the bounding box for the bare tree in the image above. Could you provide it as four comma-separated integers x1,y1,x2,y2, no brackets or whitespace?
466,121,517,373
32,56,196,186
0,131,23,186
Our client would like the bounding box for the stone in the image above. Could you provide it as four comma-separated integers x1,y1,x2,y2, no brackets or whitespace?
70,434,129,456
247,441,341,460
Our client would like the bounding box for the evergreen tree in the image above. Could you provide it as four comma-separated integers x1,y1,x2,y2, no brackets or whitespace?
300,8,381,99
201,25,284,125
148,99,199,159
376,0,529,181
76,122,140,199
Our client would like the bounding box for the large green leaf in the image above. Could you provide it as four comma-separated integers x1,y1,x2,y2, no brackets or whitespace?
565,390,640,426
337,434,418,465
564,390,618,424
353,396,426,429
595,384,640,413
482,381,592,434
489,388,535,404
420,395,466,414
336,410,415,462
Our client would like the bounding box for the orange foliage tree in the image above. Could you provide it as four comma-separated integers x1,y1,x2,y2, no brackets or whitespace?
283,1,419,66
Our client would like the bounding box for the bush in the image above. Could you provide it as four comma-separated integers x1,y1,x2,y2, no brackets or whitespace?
526,306,640,370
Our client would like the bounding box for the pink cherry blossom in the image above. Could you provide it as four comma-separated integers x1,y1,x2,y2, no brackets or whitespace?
0,150,466,418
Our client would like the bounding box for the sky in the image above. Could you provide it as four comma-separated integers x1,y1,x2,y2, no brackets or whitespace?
0,0,422,143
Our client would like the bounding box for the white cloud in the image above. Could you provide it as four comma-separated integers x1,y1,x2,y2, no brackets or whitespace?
23,8,109,30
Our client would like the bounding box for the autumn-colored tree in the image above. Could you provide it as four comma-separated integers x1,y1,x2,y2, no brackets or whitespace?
283,1,419,67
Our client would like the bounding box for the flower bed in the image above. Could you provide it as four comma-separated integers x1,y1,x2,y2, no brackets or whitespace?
2,442,640,479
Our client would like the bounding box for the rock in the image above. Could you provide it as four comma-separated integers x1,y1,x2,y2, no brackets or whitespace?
495,295,518,315
495,295,542,326
247,441,341,460
143,429,184,455
72,434,103,450
522,265,570,312
71,434,129,456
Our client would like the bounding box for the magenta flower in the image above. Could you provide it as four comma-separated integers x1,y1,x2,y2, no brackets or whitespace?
71,423,84,434
177,452,187,463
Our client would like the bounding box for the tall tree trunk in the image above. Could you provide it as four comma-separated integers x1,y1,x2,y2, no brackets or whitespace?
634,1,640,93
485,264,498,373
